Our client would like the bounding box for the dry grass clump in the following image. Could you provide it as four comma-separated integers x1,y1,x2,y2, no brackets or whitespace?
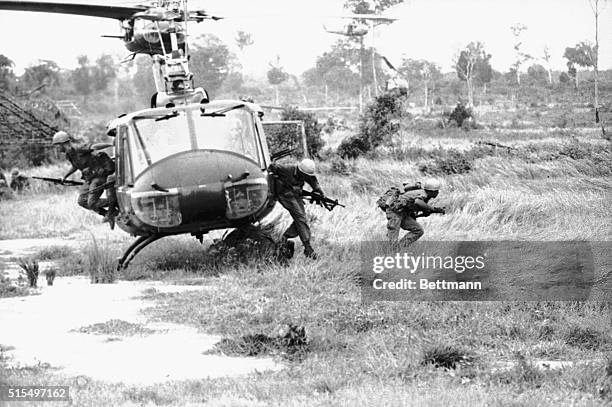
17,258,39,287
84,237,117,284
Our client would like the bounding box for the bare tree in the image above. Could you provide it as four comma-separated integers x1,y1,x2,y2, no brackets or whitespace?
510,23,531,85
455,42,491,107
588,0,607,122
542,46,553,86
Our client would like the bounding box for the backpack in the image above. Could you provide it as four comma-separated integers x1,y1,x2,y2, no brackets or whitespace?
376,187,401,211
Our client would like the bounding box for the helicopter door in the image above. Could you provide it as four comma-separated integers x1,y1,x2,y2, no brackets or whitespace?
115,125,133,214
262,120,309,161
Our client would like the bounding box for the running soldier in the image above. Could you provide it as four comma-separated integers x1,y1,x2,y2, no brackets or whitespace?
379,179,445,246
52,131,118,228
268,158,323,259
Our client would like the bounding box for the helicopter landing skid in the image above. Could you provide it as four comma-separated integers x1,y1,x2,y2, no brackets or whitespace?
116,234,166,271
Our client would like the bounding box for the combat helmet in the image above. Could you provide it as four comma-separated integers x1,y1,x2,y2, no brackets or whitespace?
52,131,70,145
297,159,316,176
422,178,441,191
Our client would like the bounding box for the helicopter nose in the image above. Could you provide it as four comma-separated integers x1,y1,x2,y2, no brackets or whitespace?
131,150,266,224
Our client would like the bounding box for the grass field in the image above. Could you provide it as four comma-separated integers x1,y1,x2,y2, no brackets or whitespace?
1,109,611,406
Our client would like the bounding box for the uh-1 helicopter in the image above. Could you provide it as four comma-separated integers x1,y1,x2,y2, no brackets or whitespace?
0,0,298,269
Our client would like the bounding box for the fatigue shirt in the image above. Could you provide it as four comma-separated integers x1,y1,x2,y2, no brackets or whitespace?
268,163,322,197
392,191,433,216
66,145,94,172
66,145,115,181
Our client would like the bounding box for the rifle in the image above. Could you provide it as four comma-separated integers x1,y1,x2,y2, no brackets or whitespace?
415,206,446,218
31,176,83,186
302,190,345,211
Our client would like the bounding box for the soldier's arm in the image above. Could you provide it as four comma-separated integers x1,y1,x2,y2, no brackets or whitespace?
62,167,77,182
414,198,436,212
306,175,324,195
403,181,422,192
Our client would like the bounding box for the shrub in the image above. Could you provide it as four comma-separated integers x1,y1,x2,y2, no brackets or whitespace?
419,150,472,175
84,237,116,284
17,258,39,287
338,91,408,158
280,107,325,157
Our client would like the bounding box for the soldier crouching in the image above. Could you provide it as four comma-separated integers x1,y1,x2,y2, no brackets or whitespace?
268,158,323,259
380,178,444,246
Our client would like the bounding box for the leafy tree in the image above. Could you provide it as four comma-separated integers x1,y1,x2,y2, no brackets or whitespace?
267,56,289,105
400,59,441,109
0,54,15,92
344,0,404,13
564,41,596,90
132,55,156,102
564,41,596,69
92,54,116,92
189,34,236,97
303,41,360,98
21,60,61,92
72,55,92,101
235,30,254,52
455,42,491,106
526,63,548,86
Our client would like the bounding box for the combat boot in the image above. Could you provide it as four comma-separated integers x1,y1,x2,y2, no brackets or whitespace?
102,211,116,230
303,242,317,260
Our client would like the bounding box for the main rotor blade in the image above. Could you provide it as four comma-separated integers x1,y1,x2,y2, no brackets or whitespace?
0,1,147,20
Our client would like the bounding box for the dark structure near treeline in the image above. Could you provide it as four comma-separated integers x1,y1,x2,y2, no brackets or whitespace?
0,91,68,167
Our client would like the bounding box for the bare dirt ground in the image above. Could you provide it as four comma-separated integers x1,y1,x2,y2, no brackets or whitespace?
0,239,280,385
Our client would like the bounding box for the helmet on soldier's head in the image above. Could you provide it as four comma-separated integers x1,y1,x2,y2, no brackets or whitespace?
11,168,19,176
52,131,70,145
422,178,441,192
297,158,316,176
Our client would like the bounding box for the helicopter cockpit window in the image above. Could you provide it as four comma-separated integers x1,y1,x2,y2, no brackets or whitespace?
128,108,261,177
130,112,192,176
192,109,260,163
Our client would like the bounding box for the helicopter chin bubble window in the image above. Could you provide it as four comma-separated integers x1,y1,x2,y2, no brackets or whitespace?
131,190,182,228
224,178,268,220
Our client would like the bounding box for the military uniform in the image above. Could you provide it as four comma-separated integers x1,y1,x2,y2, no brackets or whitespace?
269,163,323,249
66,145,115,216
386,190,435,246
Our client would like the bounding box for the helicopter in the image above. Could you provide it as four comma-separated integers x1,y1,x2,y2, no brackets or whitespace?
0,0,289,269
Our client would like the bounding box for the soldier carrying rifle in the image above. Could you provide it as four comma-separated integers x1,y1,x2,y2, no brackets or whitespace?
268,158,325,260
52,131,118,229
377,178,445,246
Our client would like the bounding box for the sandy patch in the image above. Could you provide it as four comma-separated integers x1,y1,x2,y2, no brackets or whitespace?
0,276,281,384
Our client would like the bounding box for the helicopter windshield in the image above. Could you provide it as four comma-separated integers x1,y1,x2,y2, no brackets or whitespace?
129,108,260,177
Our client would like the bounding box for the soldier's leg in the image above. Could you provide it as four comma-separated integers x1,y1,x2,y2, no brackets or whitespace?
87,177,107,216
278,194,315,258
77,182,90,209
386,210,402,242
399,216,424,246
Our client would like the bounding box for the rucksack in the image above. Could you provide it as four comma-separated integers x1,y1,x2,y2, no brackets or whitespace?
376,187,401,211
377,187,420,213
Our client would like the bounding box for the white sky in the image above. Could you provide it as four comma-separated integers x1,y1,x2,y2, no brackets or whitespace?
0,0,610,76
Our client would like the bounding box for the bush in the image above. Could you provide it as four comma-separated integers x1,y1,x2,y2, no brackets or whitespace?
84,237,116,284
419,150,473,175
17,258,39,287
280,107,325,158
338,91,408,158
